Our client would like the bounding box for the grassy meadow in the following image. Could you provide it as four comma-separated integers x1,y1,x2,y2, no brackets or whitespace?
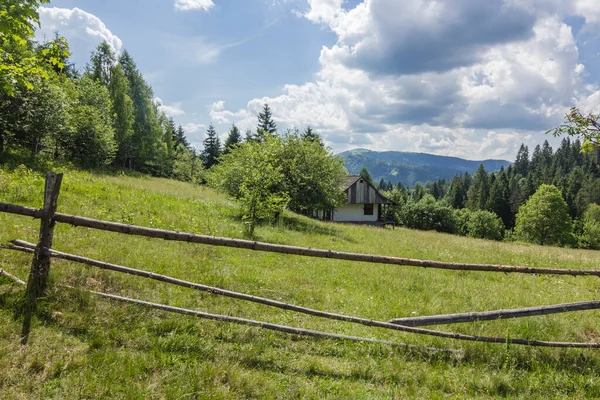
2,166,600,398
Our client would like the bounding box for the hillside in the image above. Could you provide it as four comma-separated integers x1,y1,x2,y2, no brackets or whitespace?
2,168,600,398
340,148,511,186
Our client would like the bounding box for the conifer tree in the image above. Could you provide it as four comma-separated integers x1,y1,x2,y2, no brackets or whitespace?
359,166,374,185
89,41,115,87
257,103,277,140
467,164,489,210
173,125,189,152
202,124,221,169
301,126,323,146
245,128,255,142
514,144,529,177
223,124,242,154
446,175,467,209
486,168,511,228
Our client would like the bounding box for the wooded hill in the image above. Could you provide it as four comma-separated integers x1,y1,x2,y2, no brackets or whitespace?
340,148,511,186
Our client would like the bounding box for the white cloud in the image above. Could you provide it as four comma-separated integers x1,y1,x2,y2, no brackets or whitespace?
183,123,206,134
37,7,122,54
209,101,253,125
174,0,215,11
154,97,186,117
165,36,247,66
573,0,600,23
209,0,600,160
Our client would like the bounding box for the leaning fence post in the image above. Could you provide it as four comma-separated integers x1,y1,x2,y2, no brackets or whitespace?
21,172,63,345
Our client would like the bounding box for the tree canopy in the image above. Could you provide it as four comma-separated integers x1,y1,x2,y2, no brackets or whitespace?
513,184,574,246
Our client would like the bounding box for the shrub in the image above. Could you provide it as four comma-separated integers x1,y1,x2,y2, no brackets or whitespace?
466,210,505,241
402,195,457,234
579,203,600,249
453,208,505,241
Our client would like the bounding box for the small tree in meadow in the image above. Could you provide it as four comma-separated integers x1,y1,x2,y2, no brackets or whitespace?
513,184,574,246
208,136,289,236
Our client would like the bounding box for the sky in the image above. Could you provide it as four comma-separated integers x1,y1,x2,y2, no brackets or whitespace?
34,0,600,161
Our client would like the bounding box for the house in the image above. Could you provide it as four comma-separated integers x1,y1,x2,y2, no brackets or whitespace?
314,175,391,223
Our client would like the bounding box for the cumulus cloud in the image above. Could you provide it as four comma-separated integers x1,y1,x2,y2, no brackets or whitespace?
210,0,600,160
37,7,122,54
174,0,215,11
183,123,206,134
154,97,186,117
307,0,537,75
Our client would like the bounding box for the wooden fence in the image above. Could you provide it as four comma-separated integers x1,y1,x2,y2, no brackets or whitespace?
2,172,600,351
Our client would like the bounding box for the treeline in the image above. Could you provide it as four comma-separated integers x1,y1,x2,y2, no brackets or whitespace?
375,138,600,248
0,35,204,182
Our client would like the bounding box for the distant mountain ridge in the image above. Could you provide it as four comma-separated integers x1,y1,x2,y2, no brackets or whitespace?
339,149,511,187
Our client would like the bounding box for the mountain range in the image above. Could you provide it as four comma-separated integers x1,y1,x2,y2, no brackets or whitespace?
339,149,511,187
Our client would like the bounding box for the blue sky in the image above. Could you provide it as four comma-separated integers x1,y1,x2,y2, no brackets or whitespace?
36,0,600,161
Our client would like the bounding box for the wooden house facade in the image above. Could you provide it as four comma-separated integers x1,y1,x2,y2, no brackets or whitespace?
314,175,390,223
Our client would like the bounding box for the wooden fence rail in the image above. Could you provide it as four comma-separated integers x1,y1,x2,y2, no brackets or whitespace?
390,301,600,327
0,265,456,354
3,201,600,277
5,241,600,349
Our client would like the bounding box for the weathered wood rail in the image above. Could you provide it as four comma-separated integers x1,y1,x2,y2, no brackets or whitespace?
4,240,600,349
3,202,600,277
2,172,600,350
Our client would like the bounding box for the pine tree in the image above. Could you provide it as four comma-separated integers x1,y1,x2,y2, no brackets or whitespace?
446,175,467,209
202,124,221,169
359,166,373,185
486,168,511,228
174,125,189,152
467,164,489,210
514,144,530,177
223,124,242,154
378,178,386,191
89,41,116,87
245,128,255,142
301,126,323,146
431,181,442,200
411,183,425,202
257,103,276,140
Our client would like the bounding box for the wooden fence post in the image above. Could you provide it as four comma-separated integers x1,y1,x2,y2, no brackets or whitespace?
21,172,63,345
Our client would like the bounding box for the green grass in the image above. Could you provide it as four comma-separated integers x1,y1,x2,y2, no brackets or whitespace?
2,166,600,398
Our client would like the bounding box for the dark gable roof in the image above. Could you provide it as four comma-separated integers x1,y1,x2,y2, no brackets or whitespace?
341,175,362,190
342,175,390,204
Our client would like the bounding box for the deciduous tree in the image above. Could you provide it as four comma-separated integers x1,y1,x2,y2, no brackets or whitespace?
514,184,574,246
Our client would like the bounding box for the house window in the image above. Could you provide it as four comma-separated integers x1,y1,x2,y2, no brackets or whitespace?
364,204,374,215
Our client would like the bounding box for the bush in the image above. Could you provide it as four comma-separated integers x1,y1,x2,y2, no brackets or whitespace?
466,210,505,241
453,208,505,241
579,203,600,249
454,208,471,236
402,195,457,234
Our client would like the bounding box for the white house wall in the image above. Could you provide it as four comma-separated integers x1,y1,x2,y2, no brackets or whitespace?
333,204,379,222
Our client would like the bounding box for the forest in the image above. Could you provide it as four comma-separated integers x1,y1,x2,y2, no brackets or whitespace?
374,137,600,249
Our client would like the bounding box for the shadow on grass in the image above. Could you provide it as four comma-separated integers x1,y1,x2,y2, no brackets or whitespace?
278,214,355,240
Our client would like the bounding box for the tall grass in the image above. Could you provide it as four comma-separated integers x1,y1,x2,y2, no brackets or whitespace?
2,166,600,398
